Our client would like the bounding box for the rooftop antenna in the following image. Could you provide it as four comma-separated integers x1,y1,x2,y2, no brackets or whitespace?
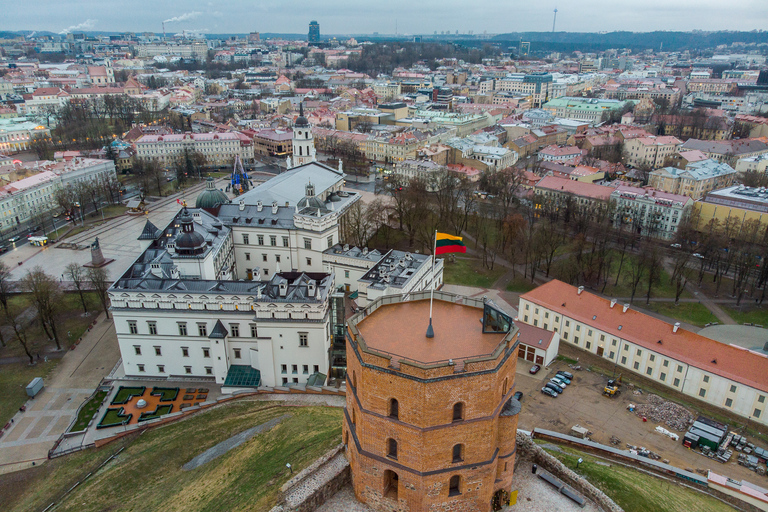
552,8,558,33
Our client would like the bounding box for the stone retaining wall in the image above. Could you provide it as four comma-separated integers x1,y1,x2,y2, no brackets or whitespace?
270,443,351,512
515,432,624,512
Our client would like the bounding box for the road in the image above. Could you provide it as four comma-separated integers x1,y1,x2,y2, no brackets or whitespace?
0,178,229,282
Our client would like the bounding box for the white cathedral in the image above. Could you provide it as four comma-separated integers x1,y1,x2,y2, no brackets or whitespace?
109,109,440,390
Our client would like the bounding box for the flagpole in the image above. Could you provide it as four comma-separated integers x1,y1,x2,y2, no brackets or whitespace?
427,230,437,338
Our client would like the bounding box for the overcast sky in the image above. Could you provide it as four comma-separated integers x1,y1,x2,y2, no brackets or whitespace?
3,1,767,35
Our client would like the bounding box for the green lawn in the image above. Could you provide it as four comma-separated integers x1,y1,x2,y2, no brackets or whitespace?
150,387,179,402
138,404,173,422
442,257,506,288
639,302,719,327
97,407,132,429
542,444,732,512
70,390,108,432
506,276,537,293
723,305,768,326
0,361,60,428
111,386,145,405
3,401,342,512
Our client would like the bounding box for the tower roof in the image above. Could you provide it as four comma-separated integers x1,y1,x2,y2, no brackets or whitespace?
295,101,309,128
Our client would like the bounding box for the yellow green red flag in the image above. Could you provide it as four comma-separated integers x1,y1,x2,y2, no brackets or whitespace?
435,232,466,255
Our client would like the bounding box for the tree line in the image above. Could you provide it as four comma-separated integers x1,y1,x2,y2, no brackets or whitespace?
0,262,111,364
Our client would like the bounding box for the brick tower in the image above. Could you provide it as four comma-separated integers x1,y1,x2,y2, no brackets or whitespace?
343,292,521,512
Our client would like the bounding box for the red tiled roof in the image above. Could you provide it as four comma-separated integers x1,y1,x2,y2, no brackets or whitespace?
520,280,768,393
535,176,613,201
516,322,555,351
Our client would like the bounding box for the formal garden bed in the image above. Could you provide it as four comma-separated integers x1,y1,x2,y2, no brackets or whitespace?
138,404,173,423
111,386,146,405
150,387,179,402
97,408,132,429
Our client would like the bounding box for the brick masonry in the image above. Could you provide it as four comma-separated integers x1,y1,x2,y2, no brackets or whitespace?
344,305,521,512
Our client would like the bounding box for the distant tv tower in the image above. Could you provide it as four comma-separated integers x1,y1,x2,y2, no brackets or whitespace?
552,8,558,33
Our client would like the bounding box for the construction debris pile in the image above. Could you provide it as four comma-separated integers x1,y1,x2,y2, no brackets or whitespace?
634,394,693,431
626,444,662,460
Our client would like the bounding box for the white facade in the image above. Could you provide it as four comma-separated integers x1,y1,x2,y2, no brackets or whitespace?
0,158,116,230
135,132,254,167
0,118,51,154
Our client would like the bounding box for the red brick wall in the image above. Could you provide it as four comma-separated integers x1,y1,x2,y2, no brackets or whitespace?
344,337,520,512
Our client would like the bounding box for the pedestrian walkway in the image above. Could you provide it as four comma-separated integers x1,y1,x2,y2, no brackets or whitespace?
0,312,119,475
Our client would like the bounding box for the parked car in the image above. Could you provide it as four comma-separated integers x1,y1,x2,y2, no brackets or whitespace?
545,382,564,394
552,375,570,386
513,391,523,402
670,243,681,249
541,387,558,398
693,253,704,259
557,370,574,380
7,236,21,243
529,364,541,374
548,380,566,392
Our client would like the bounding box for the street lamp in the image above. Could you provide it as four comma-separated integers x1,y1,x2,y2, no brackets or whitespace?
576,458,583,469
286,463,292,474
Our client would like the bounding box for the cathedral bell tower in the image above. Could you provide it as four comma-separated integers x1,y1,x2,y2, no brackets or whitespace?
291,102,316,168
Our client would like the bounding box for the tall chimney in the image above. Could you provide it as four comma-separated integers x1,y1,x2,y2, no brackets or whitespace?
673,322,680,333
577,286,584,295
623,303,630,313
610,299,617,308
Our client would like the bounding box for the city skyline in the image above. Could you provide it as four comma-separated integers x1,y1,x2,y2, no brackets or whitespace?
2,0,767,36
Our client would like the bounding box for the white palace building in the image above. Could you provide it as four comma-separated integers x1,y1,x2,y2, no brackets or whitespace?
110,112,442,389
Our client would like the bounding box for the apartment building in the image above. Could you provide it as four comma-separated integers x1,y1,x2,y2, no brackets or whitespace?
680,139,768,168
135,132,254,167
542,97,633,123
624,136,683,168
649,160,739,200
610,185,692,240
519,280,768,429
0,158,116,230
136,42,208,60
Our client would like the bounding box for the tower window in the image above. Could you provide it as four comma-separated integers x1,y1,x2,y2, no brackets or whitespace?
449,475,461,496
387,438,397,459
389,398,399,419
452,402,464,422
452,444,464,463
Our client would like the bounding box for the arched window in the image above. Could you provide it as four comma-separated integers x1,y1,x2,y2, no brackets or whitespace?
389,398,399,419
305,132,309,139
383,470,398,500
452,444,464,463
299,146,303,156
452,402,464,422
387,438,398,459
449,475,461,496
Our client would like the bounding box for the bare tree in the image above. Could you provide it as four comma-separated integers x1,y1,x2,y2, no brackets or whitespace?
64,263,89,313
626,253,647,305
0,261,13,347
87,266,111,319
639,242,663,305
21,266,63,350
670,250,692,305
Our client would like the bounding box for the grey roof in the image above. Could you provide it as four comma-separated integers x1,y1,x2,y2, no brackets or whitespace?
360,250,431,290
209,319,229,339
237,161,344,207
111,271,333,303
656,159,737,181
138,219,161,240
323,244,383,262
681,138,768,156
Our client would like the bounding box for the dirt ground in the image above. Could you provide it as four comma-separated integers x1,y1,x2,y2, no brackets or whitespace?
514,357,768,486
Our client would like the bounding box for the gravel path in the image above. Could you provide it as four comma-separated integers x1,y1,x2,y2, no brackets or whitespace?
182,413,291,471
285,451,349,507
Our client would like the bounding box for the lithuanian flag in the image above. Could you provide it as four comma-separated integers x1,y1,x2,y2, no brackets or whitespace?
435,232,467,255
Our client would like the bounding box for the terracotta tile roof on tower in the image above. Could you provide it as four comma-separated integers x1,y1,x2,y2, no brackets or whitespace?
520,280,768,393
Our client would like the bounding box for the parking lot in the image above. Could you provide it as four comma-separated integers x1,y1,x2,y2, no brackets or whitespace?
514,356,768,484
